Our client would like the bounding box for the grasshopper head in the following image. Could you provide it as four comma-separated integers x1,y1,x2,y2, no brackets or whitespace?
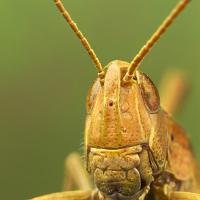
85,60,169,199
54,0,190,199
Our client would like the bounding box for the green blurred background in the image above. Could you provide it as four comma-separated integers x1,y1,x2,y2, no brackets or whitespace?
0,1,199,199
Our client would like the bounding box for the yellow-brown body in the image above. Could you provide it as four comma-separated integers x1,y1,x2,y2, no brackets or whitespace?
85,60,200,200
32,1,200,200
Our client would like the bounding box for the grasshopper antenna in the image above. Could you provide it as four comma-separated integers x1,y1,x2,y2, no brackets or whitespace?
54,0,105,83
123,0,190,83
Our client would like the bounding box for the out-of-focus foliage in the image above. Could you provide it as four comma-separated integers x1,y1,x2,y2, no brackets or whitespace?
0,1,199,199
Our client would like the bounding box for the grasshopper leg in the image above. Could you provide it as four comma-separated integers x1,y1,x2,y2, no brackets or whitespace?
63,152,92,191
31,190,94,200
31,153,94,200
170,191,200,200
159,69,188,115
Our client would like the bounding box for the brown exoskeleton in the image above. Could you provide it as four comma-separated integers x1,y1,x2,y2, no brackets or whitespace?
32,0,200,200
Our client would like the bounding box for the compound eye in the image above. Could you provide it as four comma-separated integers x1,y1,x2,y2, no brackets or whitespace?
86,79,101,113
136,71,160,113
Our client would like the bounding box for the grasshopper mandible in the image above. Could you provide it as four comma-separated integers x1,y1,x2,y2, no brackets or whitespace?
33,0,200,200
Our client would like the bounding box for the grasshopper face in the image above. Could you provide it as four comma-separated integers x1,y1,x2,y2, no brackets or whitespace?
48,1,192,200
53,0,189,197
85,60,169,199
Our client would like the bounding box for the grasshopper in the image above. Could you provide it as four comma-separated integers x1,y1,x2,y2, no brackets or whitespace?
32,0,200,199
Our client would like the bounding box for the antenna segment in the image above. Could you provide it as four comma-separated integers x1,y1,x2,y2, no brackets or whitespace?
123,0,190,82
54,0,105,80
